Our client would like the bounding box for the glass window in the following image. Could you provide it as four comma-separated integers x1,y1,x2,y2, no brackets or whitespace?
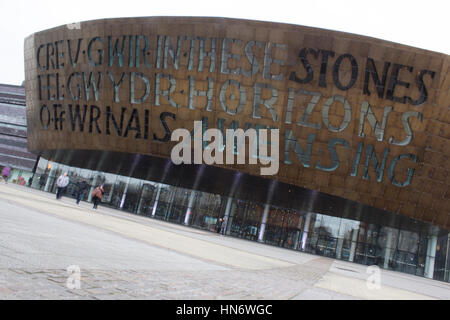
265,208,284,246
191,193,223,232
31,157,51,189
164,187,186,223
137,183,158,216
229,201,261,241
121,178,142,213
305,231,319,254
397,230,419,253
338,219,359,240
99,173,119,206
366,224,379,245
318,215,341,239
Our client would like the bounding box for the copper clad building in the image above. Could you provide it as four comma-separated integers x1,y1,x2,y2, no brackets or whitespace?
24,17,450,281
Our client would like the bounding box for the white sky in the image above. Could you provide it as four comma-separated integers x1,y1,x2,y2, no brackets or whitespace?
0,0,448,85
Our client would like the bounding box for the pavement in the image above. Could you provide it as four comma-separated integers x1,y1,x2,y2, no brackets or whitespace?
0,183,449,300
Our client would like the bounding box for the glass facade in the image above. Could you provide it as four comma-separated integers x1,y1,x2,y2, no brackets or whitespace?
30,157,450,283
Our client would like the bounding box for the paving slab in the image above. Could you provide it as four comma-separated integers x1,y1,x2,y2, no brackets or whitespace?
0,184,449,300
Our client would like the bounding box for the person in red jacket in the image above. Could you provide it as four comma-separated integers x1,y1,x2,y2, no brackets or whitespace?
92,184,104,210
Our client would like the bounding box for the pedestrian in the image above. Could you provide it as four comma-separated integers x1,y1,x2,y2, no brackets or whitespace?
91,184,104,210
1,166,10,183
56,172,69,199
216,217,223,233
75,178,89,205
39,173,47,190
220,215,228,235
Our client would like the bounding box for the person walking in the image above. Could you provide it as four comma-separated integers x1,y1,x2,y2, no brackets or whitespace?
56,172,69,199
39,173,47,190
91,184,104,210
1,166,10,183
220,215,228,235
216,217,223,233
28,176,33,187
75,178,89,205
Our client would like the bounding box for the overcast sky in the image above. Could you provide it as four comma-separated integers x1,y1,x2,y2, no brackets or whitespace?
1,0,448,85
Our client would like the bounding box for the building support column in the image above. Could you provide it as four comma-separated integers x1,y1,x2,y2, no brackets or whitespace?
44,164,56,192
348,226,359,262
293,216,304,250
444,233,450,282
336,238,345,259
224,197,233,219
184,191,196,225
165,189,176,221
30,155,40,185
383,229,394,269
119,177,131,209
226,198,236,236
136,185,146,215
425,234,438,279
151,184,162,217
300,212,312,251
223,197,234,234
445,233,450,282
257,204,270,243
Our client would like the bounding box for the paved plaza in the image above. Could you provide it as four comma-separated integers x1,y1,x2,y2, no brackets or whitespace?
0,184,449,300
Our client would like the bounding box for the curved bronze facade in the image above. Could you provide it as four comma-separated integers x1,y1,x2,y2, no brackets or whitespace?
24,17,449,230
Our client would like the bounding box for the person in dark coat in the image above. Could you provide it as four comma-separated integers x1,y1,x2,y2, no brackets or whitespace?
39,173,47,190
75,178,89,205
